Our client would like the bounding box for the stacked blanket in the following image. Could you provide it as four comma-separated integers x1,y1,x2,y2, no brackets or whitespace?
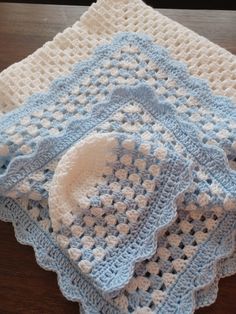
0,1,235,313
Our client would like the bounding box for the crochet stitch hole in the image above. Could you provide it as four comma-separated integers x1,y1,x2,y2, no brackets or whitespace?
47,127,193,293
1,22,236,312
206,179,213,185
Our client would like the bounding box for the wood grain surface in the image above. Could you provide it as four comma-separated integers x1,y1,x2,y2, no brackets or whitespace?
0,3,235,314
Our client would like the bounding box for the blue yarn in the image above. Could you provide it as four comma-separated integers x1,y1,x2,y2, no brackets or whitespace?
0,32,236,313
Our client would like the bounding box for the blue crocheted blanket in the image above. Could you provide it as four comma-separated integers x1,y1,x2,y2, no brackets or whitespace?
0,33,236,313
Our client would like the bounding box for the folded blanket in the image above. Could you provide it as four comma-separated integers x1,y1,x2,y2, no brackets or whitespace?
1,0,235,112
0,1,236,313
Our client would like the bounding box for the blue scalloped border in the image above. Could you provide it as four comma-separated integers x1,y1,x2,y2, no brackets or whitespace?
1,81,236,296
1,31,236,312
0,197,120,314
195,245,236,310
0,32,236,192
0,196,235,314
1,83,236,200
1,32,235,130
2,81,236,294
89,149,192,295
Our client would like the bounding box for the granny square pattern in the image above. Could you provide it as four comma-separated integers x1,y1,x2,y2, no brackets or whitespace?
1,34,236,210
49,131,192,294
0,2,236,314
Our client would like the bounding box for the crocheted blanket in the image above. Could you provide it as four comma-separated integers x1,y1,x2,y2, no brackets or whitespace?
1,1,236,313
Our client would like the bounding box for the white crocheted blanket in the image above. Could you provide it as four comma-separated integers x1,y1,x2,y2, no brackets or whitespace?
0,1,236,313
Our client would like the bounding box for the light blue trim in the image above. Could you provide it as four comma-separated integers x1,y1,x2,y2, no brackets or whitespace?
86,132,193,295
1,84,236,201
0,196,235,314
1,32,236,180
1,32,236,313
1,33,235,129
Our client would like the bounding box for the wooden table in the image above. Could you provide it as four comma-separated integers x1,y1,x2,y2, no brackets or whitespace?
0,3,235,313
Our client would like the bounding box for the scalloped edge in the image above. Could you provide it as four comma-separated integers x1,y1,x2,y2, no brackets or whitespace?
47,130,194,295
0,197,235,314
0,197,121,314
195,246,236,310
1,32,235,129
155,213,236,314
1,82,236,295
1,32,236,189
91,157,193,295
2,83,236,294
1,82,236,199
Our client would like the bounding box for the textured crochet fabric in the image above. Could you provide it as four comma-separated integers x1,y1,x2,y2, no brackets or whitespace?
1,34,236,211
0,1,236,314
49,131,192,293
0,0,235,113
